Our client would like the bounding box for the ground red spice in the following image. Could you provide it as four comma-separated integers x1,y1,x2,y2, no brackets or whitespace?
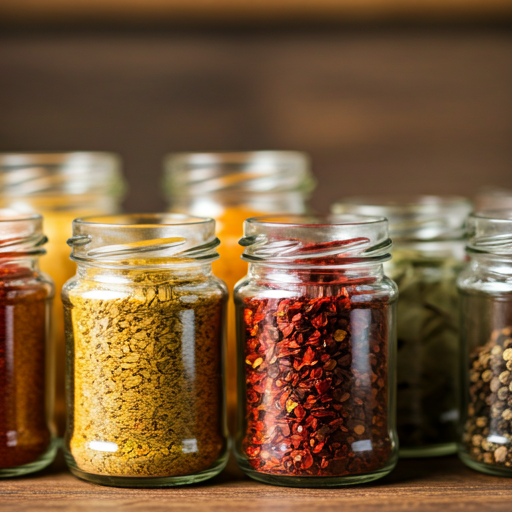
241,265,393,477
0,262,51,469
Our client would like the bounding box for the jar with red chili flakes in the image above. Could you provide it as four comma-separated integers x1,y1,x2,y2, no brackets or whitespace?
234,214,398,487
0,211,56,477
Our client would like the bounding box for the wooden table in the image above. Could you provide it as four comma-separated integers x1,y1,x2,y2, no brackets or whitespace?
1,454,510,512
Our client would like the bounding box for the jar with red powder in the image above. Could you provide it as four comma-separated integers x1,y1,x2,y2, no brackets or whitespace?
0,211,56,477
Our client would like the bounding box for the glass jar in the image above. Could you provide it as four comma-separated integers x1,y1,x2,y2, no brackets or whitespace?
332,196,472,457
0,152,126,433
164,151,315,429
458,211,512,476
234,214,398,487
62,214,228,487
0,211,56,477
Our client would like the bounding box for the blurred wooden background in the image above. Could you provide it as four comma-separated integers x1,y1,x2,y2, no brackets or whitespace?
0,24,511,212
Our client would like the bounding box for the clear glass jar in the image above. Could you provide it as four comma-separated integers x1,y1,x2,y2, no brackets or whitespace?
62,214,228,487
332,196,472,457
458,211,512,476
0,152,126,433
164,151,315,430
234,214,398,487
0,211,56,477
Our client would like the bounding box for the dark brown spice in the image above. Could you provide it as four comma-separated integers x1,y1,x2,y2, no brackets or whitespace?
0,264,51,469
241,283,392,477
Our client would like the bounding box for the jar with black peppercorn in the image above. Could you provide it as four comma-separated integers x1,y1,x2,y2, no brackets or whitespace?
62,214,228,487
234,214,398,487
458,211,512,476
0,211,56,477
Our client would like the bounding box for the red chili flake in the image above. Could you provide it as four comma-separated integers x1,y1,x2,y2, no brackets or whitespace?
240,274,392,477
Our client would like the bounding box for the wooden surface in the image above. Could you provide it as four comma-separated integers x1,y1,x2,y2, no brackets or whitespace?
1,0,511,26
0,454,511,511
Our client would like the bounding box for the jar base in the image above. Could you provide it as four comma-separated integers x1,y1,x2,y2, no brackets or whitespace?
399,443,457,459
65,449,229,488
237,459,397,488
0,437,58,478
458,451,512,477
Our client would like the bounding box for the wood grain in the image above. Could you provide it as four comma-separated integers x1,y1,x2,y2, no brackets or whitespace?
0,454,510,512
0,0,511,26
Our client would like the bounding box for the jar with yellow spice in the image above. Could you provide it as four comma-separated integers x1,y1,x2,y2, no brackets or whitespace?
163,151,316,430
0,152,126,433
62,214,228,486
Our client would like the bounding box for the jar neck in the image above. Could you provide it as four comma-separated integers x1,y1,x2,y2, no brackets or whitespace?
75,260,214,283
0,254,41,277
467,252,512,276
247,261,385,286
170,192,309,216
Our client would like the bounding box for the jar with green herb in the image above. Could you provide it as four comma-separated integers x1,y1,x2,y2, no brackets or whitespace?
332,196,472,457
458,211,512,476
62,214,228,487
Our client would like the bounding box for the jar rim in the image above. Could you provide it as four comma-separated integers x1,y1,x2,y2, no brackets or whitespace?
75,213,215,228
332,195,472,241
164,150,315,198
240,214,391,266
0,209,47,255
0,210,41,224
0,151,126,198
68,213,220,266
466,210,512,256
245,213,387,228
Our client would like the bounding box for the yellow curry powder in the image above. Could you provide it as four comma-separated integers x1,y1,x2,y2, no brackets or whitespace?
64,270,226,477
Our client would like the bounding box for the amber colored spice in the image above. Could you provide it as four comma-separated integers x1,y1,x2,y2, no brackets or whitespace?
241,279,392,477
0,264,52,469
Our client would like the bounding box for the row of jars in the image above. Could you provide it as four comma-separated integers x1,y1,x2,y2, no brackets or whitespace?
0,151,511,487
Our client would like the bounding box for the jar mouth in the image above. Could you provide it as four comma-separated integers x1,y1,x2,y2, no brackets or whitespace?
164,150,316,197
332,195,472,241
0,209,47,255
68,213,220,266
0,152,126,198
240,214,391,267
466,210,512,256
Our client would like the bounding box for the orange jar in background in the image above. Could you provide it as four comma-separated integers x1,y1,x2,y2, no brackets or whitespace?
164,151,315,431
0,153,126,434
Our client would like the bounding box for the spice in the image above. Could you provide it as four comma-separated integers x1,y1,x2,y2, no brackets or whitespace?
0,264,52,469
65,270,226,478
241,286,392,477
389,252,461,451
462,327,512,469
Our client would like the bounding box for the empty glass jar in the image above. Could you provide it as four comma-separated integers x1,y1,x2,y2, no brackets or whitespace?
234,214,398,487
